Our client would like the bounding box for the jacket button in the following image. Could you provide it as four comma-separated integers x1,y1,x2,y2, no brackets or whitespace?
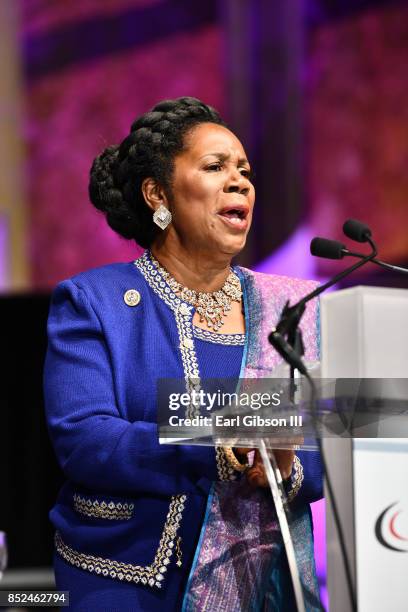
124,289,141,306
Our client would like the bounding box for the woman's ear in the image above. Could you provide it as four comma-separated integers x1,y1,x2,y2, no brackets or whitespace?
141,178,169,213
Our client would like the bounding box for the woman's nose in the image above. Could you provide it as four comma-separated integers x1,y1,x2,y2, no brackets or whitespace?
225,169,250,195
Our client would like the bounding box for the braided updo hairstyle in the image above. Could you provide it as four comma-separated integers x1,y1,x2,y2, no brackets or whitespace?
89,97,226,248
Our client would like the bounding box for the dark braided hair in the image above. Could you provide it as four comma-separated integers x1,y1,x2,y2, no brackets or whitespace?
89,97,226,248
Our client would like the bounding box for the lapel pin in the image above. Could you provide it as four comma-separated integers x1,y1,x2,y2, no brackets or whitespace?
124,289,141,307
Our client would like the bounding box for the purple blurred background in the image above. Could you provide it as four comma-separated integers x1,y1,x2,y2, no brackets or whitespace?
2,0,408,606
3,0,406,291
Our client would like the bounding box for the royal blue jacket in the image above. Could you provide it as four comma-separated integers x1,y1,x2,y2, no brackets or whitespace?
44,253,323,607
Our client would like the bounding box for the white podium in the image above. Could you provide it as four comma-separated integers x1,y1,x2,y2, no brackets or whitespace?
321,286,408,612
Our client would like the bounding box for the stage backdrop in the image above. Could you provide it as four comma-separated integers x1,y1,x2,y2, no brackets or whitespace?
17,0,408,289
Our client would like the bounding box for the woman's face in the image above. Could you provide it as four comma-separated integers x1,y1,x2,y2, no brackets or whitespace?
165,122,255,260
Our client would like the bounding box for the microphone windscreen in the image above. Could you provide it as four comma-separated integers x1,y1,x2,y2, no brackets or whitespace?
343,218,372,243
310,237,346,260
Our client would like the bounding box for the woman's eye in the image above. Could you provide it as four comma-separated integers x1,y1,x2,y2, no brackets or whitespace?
240,168,252,178
206,163,222,171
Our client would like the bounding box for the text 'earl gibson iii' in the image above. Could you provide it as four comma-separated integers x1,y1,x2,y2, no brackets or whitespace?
168,414,304,428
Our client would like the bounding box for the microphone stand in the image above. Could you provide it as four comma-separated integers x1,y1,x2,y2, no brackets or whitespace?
269,235,378,374
266,236,377,612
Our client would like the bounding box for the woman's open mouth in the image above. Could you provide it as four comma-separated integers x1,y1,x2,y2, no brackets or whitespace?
217,205,249,230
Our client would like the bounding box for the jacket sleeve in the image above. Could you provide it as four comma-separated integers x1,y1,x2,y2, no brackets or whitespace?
43,279,220,497
289,449,323,507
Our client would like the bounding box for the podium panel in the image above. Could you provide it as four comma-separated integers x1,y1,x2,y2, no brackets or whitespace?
321,285,408,379
354,439,408,611
321,286,408,612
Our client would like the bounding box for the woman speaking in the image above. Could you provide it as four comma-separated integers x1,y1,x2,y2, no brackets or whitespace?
44,97,323,611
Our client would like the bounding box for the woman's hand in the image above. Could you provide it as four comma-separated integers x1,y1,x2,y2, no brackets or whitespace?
234,447,295,487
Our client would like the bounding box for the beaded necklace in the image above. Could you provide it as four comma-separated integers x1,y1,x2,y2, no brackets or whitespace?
150,253,242,331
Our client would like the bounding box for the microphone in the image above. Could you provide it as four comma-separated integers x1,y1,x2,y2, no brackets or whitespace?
269,232,378,372
311,236,408,275
310,237,346,260
343,218,372,243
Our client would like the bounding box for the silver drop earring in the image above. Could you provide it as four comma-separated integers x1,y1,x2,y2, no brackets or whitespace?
153,204,172,230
